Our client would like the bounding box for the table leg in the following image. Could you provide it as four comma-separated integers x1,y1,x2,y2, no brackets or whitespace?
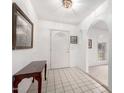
13,77,22,93
35,74,42,93
13,87,18,93
45,64,47,80
32,77,34,83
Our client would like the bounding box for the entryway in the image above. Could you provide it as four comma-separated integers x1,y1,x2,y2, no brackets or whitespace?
50,30,70,69
87,20,110,86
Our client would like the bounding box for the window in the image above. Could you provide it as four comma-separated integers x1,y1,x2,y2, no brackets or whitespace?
98,43,106,60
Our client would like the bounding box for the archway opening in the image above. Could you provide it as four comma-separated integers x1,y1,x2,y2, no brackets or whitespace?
87,20,110,86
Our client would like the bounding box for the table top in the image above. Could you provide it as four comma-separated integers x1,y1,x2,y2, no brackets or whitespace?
14,60,46,76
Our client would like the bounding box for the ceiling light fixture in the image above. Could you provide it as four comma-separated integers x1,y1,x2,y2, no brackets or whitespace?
63,0,72,8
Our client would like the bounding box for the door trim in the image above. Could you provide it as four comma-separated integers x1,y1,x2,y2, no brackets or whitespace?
50,29,70,69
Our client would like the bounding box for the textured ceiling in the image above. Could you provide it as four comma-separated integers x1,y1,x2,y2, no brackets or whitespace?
30,0,105,24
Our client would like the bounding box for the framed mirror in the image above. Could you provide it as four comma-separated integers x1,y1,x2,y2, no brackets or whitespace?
12,3,33,50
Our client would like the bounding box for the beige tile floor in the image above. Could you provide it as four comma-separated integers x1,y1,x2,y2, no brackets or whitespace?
27,67,110,93
89,65,108,86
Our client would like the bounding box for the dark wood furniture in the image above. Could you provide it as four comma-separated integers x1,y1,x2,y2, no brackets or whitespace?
13,61,47,93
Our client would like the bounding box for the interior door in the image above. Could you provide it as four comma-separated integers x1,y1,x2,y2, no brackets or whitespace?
51,31,69,69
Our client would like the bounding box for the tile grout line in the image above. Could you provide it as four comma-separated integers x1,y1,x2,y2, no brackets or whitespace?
63,68,75,93
70,68,94,93
27,68,109,93
76,67,111,93
58,69,66,93
74,68,103,93
74,68,108,93
67,68,87,93
53,69,56,93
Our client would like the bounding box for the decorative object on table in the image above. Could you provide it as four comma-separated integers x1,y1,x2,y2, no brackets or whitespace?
12,3,33,50
88,39,92,49
70,36,78,44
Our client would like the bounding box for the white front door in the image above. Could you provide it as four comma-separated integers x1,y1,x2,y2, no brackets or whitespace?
51,31,69,69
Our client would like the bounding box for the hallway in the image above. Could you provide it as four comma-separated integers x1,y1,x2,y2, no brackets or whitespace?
27,67,110,93
12,0,112,92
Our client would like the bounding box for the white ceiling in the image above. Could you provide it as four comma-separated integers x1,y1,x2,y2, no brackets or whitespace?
30,0,105,25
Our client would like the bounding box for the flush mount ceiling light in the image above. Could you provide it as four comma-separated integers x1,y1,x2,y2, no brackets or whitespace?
63,0,72,8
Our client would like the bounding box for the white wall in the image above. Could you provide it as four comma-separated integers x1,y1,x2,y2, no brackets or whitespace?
36,20,81,69
12,3,81,92
88,29,109,66
12,0,38,74
12,0,38,93
79,0,112,90
79,0,112,70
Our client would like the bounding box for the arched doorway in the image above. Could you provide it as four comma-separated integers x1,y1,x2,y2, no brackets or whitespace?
87,20,110,86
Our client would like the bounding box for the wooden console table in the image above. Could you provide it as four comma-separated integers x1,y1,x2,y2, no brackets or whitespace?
13,61,47,93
